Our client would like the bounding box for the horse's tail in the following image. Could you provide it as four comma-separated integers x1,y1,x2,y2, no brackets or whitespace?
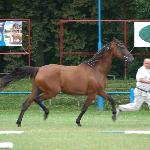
0,66,39,90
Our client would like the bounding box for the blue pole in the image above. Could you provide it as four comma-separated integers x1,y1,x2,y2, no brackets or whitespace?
0,91,31,94
98,0,102,50
97,0,103,110
97,96,104,110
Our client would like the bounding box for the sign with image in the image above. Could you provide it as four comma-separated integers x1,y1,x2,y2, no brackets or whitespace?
0,21,22,46
134,22,150,47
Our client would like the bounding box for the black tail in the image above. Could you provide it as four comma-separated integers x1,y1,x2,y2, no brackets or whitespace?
0,66,39,90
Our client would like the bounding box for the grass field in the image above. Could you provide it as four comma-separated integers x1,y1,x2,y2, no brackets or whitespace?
0,79,149,149
0,109,150,150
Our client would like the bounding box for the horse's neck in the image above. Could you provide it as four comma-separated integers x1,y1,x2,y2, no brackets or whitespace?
94,53,113,75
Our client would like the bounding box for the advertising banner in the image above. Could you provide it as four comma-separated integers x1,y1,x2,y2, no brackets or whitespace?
0,21,22,46
134,22,150,47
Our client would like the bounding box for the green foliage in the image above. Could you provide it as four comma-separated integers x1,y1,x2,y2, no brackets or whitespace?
0,0,149,78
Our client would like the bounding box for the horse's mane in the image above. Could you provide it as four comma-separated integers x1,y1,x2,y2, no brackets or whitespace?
83,42,111,67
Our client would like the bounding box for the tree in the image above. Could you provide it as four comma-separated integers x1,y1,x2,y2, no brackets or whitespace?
0,0,149,78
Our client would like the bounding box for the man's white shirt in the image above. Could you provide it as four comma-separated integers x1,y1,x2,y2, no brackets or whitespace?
136,66,150,91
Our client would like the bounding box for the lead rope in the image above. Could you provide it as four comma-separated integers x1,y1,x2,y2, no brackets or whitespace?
127,46,135,55
124,46,134,61
129,46,135,54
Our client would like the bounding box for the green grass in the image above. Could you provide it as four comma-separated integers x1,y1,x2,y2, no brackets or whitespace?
0,79,149,149
0,109,150,150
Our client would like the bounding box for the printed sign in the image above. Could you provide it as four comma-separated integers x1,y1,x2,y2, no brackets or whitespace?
134,22,150,47
0,21,22,46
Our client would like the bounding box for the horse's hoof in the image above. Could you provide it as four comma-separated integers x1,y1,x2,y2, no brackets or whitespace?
112,115,116,122
76,120,82,127
18,124,21,127
44,112,49,120
16,122,21,127
76,122,82,127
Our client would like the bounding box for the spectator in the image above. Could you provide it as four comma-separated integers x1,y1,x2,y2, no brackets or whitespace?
116,58,150,116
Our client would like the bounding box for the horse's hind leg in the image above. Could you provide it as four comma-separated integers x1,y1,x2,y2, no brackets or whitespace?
16,95,33,127
35,100,49,120
34,88,59,120
34,92,49,120
31,82,50,120
76,94,96,126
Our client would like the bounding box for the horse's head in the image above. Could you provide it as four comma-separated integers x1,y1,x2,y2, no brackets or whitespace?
111,37,134,64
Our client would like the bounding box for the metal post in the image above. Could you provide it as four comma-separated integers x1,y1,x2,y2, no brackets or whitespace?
60,20,63,65
98,0,102,50
124,22,127,80
97,96,104,110
97,0,103,110
27,19,31,66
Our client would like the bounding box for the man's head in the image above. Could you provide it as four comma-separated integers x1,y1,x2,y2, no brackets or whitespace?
143,58,150,69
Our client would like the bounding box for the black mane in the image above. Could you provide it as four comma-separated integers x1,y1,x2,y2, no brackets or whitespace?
83,42,111,67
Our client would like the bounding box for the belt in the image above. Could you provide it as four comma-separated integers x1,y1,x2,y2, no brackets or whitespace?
136,87,149,93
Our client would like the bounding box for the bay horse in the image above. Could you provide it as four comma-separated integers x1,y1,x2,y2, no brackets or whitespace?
0,38,134,127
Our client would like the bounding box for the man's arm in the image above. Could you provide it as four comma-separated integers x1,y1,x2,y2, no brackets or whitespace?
138,78,150,84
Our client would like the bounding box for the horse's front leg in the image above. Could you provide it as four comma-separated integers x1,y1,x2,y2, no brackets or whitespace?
76,94,96,126
16,97,33,127
98,91,117,122
107,95,117,121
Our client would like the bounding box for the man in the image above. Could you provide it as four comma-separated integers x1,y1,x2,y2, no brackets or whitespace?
116,58,150,116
